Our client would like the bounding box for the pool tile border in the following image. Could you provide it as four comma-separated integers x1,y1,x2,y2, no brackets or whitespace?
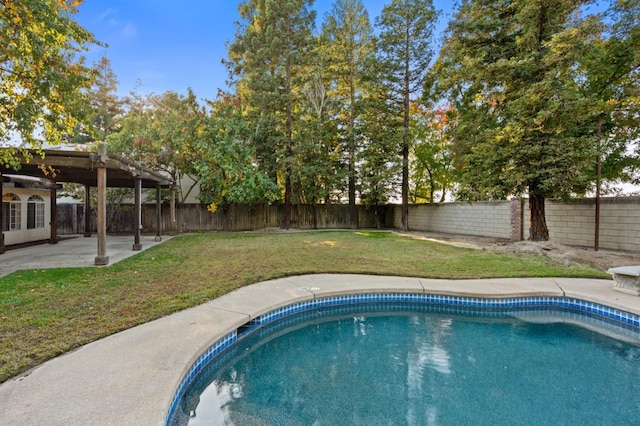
166,292,640,425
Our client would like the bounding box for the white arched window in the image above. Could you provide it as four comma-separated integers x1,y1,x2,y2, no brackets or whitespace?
2,193,21,231
27,195,45,229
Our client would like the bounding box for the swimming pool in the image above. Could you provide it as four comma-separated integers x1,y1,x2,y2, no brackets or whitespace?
167,293,640,425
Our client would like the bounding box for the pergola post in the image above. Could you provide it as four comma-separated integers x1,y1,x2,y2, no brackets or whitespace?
49,186,58,244
84,184,91,237
155,183,162,242
133,177,142,251
0,173,4,255
170,186,176,236
94,143,109,266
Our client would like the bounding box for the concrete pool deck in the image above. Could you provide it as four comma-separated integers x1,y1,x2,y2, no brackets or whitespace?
0,234,171,278
1,273,639,425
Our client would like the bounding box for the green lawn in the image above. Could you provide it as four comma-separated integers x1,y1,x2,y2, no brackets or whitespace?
0,231,608,383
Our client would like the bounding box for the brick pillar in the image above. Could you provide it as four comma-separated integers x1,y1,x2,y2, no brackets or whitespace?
510,198,524,241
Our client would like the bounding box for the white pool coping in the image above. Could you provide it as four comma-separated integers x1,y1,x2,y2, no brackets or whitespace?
1,274,638,426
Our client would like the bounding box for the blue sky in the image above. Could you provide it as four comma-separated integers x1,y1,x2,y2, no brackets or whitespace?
75,1,453,102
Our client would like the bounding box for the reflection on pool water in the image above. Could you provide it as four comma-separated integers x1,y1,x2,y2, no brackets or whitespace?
168,302,640,425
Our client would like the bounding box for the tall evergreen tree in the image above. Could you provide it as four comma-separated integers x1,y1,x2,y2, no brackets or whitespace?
90,55,123,140
358,77,402,224
226,0,316,228
294,51,344,214
578,0,640,190
376,0,438,231
71,55,123,144
321,0,375,227
427,0,603,240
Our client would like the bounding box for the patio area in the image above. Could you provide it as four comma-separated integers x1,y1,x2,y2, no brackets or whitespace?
0,235,171,278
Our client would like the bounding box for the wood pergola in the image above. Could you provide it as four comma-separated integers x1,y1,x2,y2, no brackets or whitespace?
0,146,173,265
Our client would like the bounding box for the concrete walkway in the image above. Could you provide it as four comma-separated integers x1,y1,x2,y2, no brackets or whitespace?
0,234,170,278
0,272,638,426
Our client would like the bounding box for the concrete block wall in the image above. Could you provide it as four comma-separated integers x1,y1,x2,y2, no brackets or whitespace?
393,197,640,252
541,197,640,252
391,201,514,239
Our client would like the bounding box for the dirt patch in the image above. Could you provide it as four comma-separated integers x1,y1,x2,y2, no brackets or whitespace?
403,231,640,272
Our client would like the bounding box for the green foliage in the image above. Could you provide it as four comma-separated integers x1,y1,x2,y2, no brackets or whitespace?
69,54,123,144
425,0,619,239
194,92,280,207
294,55,345,205
321,0,376,216
357,81,402,206
61,55,124,205
227,0,316,227
107,88,205,202
576,0,640,189
410,103,455,203
376,0,438,230
0,0,99,157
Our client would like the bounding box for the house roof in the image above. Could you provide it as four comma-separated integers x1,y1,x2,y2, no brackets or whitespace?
0,148,173,189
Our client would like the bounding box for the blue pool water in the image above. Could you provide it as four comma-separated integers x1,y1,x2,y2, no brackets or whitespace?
169,303,640,425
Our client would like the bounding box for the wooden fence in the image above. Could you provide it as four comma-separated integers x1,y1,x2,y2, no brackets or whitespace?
58,197,640,253
57,203,390,234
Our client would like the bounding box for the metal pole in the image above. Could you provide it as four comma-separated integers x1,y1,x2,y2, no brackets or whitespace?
595,116,602,252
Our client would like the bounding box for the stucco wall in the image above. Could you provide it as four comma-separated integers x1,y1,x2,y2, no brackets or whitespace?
2,186,52,246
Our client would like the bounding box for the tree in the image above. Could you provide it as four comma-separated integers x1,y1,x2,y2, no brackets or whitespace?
579,0,640,188
427,0,604,240
376,0,438,231
293,52,345,223
0,0,98,166
87,55,123,141
226,0,316,228
69,54,123,144
61,55,124,213
194,91,280,209
321,0,375,227
108,89,204,203
411,102,455,203
358,69,402,223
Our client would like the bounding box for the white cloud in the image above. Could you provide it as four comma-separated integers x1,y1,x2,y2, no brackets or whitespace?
94,8,138,40
120,22,138,39
97,8,118,24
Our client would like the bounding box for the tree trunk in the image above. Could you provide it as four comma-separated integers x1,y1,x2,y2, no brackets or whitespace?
529,193,549,241
401,19,410,232
401,140,409,231
283,171,292,230
282,40,293,230
349,162,357,229
348,66,358,230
